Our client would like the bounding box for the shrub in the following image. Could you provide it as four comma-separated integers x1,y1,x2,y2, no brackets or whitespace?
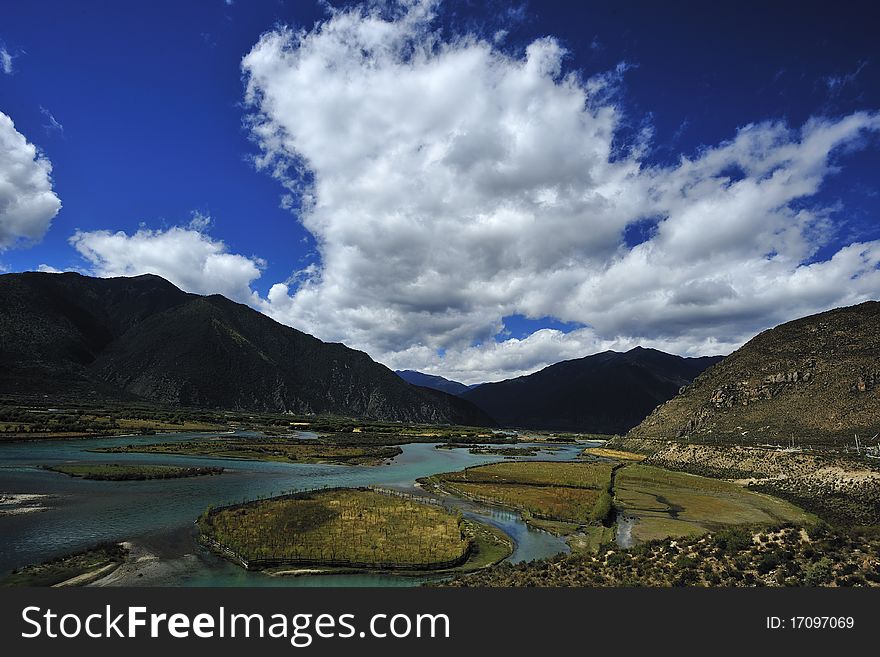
803,557,834,586
756,553,780,575
714,527,752,555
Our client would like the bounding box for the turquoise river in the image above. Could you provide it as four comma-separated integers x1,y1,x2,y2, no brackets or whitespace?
0,432,595,586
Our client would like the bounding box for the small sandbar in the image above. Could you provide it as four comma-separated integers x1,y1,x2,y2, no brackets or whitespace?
0,493,54,516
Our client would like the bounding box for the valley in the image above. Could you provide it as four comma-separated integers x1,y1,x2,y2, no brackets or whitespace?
0,427,581,586
2,409,879,587
1,274,879,588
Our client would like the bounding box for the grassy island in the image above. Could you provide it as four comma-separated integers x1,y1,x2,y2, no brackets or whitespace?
92,437,401,465
197,488,511,573
47,463,224,480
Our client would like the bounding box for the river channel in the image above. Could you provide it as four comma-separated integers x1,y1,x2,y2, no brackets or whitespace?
0,432,595,586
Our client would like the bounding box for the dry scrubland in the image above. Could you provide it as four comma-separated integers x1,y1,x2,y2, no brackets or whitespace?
627,302,880,443
444,524,880,587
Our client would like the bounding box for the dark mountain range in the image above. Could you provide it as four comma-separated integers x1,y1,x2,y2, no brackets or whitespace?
0,272,492,425
460,347,723,433
629,301,880,443
394,370,470,395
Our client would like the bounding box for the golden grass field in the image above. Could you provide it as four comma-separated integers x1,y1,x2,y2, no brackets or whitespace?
95,439,399,465
449,482,602,523
580,447,646,461
615,464,818,543
200,489,470,567
442,460,613,489
430,460,614,528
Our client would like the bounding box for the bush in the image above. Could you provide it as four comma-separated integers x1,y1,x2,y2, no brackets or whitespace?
714,527,752,555
756,553,780,575
804,557,834,586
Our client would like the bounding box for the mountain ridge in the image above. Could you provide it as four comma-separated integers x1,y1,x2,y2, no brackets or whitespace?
460,347,724,433
627,300,880,443
394,370,471,396
0,271,492,425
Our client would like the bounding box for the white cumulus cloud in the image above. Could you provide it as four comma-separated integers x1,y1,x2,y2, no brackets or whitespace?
0,47,13,75
0,111,62,251
70,214,266,305
236,1,880,382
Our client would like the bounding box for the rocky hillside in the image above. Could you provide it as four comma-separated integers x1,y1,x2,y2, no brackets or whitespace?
0,272,492,425
628,301,880,444
461,347,722,433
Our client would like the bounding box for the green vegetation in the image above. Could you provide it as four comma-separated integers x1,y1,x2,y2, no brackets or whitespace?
607,439,880,525
423,461,615,548
315,431,515,447
447,521,514,574
304,419,510,442
442,524,880,587
466,446,543,456
615,464,817,543
580,447,646,461
436,461,614,488
198,488,487,571
0,402,227,440
46,463,224,481
449,482,602,523
93,437,402,466
567,525,617,554
0,399,507,444
429,457,817,563
1,543,127,587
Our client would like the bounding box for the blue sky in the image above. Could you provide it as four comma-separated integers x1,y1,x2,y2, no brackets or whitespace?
1,0,879,383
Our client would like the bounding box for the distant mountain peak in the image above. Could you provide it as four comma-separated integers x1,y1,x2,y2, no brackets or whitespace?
394,370,470,396
461,348,723,433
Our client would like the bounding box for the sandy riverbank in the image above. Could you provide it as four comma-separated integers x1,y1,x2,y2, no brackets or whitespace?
90,540,201,586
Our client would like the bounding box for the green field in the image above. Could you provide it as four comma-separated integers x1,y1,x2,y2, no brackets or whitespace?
439,461,613,489
615,464,818,542
93,438,401,465
580,447,646,461
450,482,603,523
425,461,615,539
198,488,477,570
47,463,223,481
567,525,617,554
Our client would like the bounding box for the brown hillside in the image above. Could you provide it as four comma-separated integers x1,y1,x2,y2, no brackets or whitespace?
629,301,880,446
